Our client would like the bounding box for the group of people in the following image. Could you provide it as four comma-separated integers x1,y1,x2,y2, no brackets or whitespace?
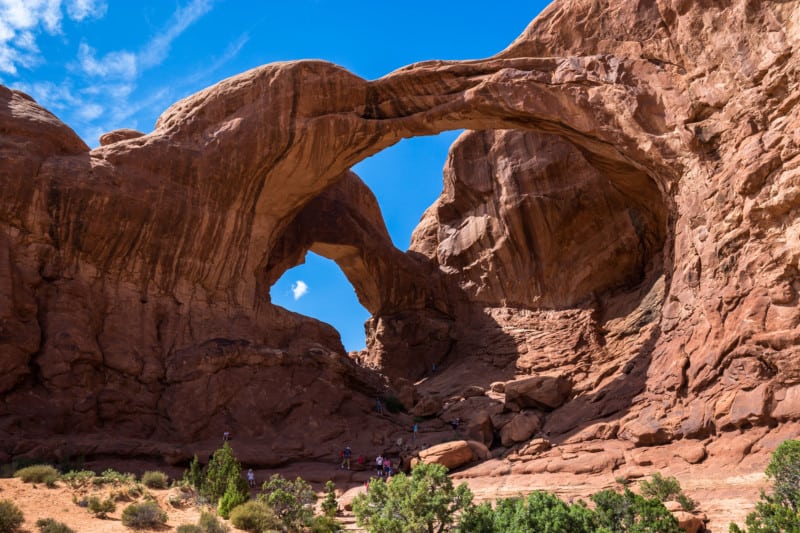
339,446,399,478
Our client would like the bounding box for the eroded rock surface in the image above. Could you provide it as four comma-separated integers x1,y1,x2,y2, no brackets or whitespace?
1,0,799,496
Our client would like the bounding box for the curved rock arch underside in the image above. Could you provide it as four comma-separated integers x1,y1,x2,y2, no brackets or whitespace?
2,0,800,474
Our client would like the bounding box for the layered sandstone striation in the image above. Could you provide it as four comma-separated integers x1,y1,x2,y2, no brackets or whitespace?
1,1,799,505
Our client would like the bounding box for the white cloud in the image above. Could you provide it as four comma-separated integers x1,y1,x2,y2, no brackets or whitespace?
76,102,102,120
292,281,309,300
66,0,106,21
78,42,136,79
138,0,214,69
0,0,107,75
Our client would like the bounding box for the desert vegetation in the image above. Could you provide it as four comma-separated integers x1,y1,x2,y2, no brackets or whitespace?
0,439,798,532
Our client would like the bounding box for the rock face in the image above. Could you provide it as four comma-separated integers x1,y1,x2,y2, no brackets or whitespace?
1,0,800,479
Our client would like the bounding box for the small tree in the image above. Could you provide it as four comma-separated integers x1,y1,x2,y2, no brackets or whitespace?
592,488,681,533
730,439,800,532
218,477,249,519
203,443,243,503
353,462,473,533
185,454,204,491
321,480,338,518
259,474,317,530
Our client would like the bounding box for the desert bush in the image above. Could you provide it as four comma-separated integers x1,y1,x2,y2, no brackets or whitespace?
121,501,167,529
260,474,317,529
591,488,681,533
198,511,230,533
0,500,24,533
230,500,282,532
35,518,76,533
218,477,249,519
87,496,116,518
142,470,168,489
60,470,95,489
639,472,697,511
176,526,203,533
639,472,683,501
93,468,135,486
310,515,343,532
730,439,800,532
354,463,472,533
14,464,59,486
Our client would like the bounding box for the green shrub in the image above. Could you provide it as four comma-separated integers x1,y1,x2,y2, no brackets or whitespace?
592,488,681,533
0,500,24,533
676,492,697,512
310,515,343,532
218,477,249,519
121,501,167,529
639,472,696,511
176,526,203,533
259,474,317,529
86,496,116,518
14,464,59,486
141,470,168,489
353,463,472,533
230,500,281,532
60,470,95,489
730,439,800,532
184,454,204,491
198,511,230,533
203,443,243,504
639,472,683,501
93,468,135,486
321,480,338,518
35,518,76,533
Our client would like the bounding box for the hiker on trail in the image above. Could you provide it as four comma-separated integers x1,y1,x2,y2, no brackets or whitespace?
375,397,383,414
383,458,392,477
357,455,365,467
223,431,231,442
247,468,255,487
413,422,418,441
376,454,384,477
341,445,352,470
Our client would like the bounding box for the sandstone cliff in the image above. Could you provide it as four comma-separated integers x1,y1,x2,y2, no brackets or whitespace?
1,0,799,478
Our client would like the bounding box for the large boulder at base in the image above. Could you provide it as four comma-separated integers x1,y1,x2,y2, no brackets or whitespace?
418,440,476,470
504,376,572,410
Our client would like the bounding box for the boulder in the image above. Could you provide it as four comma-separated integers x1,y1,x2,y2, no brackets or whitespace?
504,376,572,410
500,412,542,447
418,440,476,470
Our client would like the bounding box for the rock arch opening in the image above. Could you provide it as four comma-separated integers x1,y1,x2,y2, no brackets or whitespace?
270,251,370,352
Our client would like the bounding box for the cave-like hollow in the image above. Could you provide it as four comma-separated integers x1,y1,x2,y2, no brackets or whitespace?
262,128,669,378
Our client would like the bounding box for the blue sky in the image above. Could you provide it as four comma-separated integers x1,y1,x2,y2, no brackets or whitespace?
0,0,550,351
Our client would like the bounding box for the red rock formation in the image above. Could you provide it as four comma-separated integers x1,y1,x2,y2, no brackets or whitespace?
1,0,799,491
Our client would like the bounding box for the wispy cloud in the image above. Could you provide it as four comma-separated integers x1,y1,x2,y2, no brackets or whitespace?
0,0,107,75
137,0,214,70
292,281,309,300
3,0,247,147
77,42,136,79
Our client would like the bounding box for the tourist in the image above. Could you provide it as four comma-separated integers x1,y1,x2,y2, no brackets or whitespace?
247,468,255,487
376,454,384,477
341,445,352,470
